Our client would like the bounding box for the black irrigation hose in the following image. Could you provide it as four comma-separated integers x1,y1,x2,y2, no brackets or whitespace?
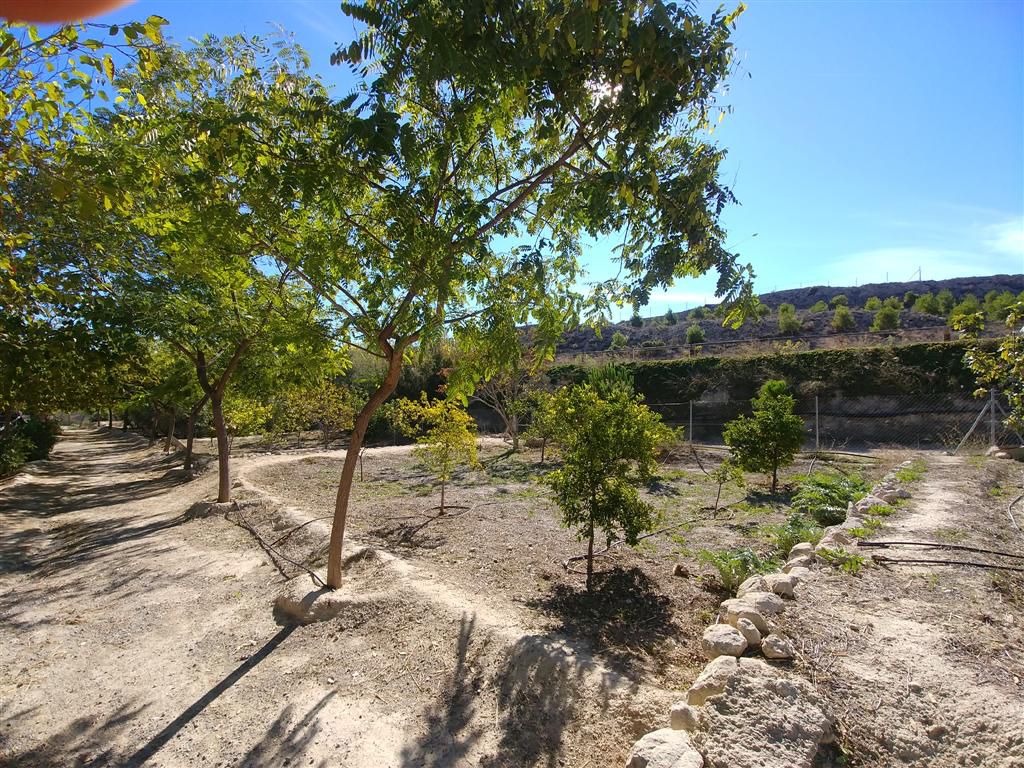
860,540,1024,561
872,555,1024,573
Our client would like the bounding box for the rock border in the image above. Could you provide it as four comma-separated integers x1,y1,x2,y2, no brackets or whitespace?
625,461,917,768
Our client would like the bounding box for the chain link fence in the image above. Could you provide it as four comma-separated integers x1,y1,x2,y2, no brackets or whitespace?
646,391,1022,453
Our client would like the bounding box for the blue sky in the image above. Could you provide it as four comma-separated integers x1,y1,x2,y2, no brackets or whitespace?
90,0,1023,317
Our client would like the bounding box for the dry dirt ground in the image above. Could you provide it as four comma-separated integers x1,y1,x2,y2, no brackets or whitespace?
782,455,1024,767
2,430,1022,767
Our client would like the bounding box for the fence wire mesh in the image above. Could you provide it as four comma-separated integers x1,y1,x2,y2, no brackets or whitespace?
645,391,1021,453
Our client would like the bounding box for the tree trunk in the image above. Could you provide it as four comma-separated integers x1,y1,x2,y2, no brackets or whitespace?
107,408,112,429
510,414,519,452
326,345,406,589
771,465,778,495
163,410,175,453
211,391,231,503
440,478,446,515
148,408,157,447
184,392,209,474
540,437,547,464
586,519,595,591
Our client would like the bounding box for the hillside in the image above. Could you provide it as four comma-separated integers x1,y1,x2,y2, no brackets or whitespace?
754,273,1024,311
555,273,1023,357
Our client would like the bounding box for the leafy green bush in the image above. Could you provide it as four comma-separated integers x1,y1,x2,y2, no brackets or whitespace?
864,296,882,311
698,547,778,594
894,459,926,484
808,300,828,313
870,305,900,331
609,331,629,351
816,547,867,575
792,472,869,526
18,418,60,460
763,513,823,557
686,324,705,344
831,305,855,332
0,435,33,476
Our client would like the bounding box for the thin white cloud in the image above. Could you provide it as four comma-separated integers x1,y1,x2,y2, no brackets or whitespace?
985,216,1024,257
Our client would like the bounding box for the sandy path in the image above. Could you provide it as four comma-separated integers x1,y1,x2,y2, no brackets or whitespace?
0,431,409,767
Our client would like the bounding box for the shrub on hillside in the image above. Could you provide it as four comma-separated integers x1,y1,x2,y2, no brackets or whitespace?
609,331,629,351
870,305,900,331
686,324,705,344
830,294,848,308
777,303,802,335
864,296,882,311
809,300,828,313
831,305,855,331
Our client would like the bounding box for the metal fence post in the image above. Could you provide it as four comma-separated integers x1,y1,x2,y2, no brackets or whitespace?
815,395,820,452
990,388,998,447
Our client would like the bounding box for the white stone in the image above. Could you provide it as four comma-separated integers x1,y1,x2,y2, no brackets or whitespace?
784,555,815,572
762,633,797,660
669,702,699,732
720,600,769,635
739,591,785,616
788,542,815,559
735,617,762,647
736,575,768,597
854,494,888,513
691,663,832,768
786,566,812,584
625,728,704,768
875,486,910,504
763,573,796,598
686,656,740,706
702,624,748,659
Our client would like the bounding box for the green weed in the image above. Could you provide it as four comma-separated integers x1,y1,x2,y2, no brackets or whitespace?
792,472,869,526
894,459,926,484
698,547,779,594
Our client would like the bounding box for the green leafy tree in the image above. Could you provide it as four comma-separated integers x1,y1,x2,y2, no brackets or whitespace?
470,360,542,452
983,290,1017,322
949,294,981,326
864,296,882,311
882,296,902,310
81,34,336,502
527,390,559,463
586,362,635,400
830,294,848,308
609,331,629,351
808,300,828,313
777,303,802,335
954,301,1024,431
664,308,677,326
305,0,752,587
545,385,674,590
937,289,956,315
831,304,856,332
723,380,805,493
690,306,708,320
913,292,941,315
903,291,919,308
393,394,479,512
630,312,644,328
686,323,706,344
870,305,900,331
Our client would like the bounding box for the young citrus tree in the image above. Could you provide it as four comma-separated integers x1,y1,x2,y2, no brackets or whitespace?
393,395,479,513
954,301,1024,431
545,385,674,590
723,380,805,493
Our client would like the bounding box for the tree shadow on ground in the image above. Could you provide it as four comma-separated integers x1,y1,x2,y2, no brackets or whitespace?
366,506,469,551
238,691,337,768
480,632,621,768
525,567,677,672
399,613,488,768
0,701,150,768
120,625,297,767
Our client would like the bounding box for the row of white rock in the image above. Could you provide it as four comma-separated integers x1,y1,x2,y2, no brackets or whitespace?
625,461,916,768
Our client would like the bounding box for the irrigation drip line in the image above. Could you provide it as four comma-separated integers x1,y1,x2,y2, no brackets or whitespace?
226,503,327,588
859,541,1024,561
872,555,1024,573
